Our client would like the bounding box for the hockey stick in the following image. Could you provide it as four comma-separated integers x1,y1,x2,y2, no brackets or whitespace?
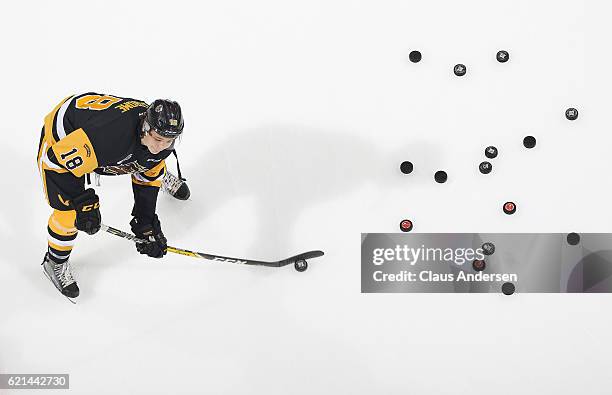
100,224,324,271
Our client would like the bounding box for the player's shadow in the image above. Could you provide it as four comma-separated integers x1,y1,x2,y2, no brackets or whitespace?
160,124,440,260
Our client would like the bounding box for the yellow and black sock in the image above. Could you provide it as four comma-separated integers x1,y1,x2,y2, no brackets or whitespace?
47,210,77,263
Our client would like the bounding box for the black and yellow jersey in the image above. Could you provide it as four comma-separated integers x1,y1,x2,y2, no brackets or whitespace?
38,92,171,180
37,93,173,223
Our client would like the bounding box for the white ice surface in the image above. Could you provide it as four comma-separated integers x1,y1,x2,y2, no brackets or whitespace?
1,0,612,394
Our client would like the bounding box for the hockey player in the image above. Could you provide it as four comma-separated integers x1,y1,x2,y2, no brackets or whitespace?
37,93,188,300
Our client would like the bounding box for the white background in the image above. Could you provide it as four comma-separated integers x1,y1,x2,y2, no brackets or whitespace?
1,0,611,394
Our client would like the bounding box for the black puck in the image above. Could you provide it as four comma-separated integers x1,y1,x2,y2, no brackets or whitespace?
567,232,580,245
485,146,498,159
434,170,448,183
502,282,515,295
503,201,516,215
482,242,495,256
399,219,413,232
453,64,467,76
479,161,492,174
496,50,509,63
523,135,536,149
400,161,414,174
294,259,308,272
472,259,486,272
409,50,422,63
565,108,578,121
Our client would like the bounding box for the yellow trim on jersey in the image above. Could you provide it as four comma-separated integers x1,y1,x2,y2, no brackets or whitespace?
39,144,69,174
39,163,49,205
43,95,72,144
40,159,69,174
51,128,99,177
143,160,166,178
38,150,69,206
131,160,166,187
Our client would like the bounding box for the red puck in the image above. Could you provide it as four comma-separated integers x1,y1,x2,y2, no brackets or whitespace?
472,259,486,272
399,219,413,232
503,201,516,215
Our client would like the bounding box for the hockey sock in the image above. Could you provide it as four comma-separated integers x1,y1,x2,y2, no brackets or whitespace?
47,209,78,263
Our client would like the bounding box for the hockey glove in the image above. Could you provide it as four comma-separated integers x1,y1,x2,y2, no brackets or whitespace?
71,188,101,235
130,214,167,258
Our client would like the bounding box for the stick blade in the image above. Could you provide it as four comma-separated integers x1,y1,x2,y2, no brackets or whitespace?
278,250,325,267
